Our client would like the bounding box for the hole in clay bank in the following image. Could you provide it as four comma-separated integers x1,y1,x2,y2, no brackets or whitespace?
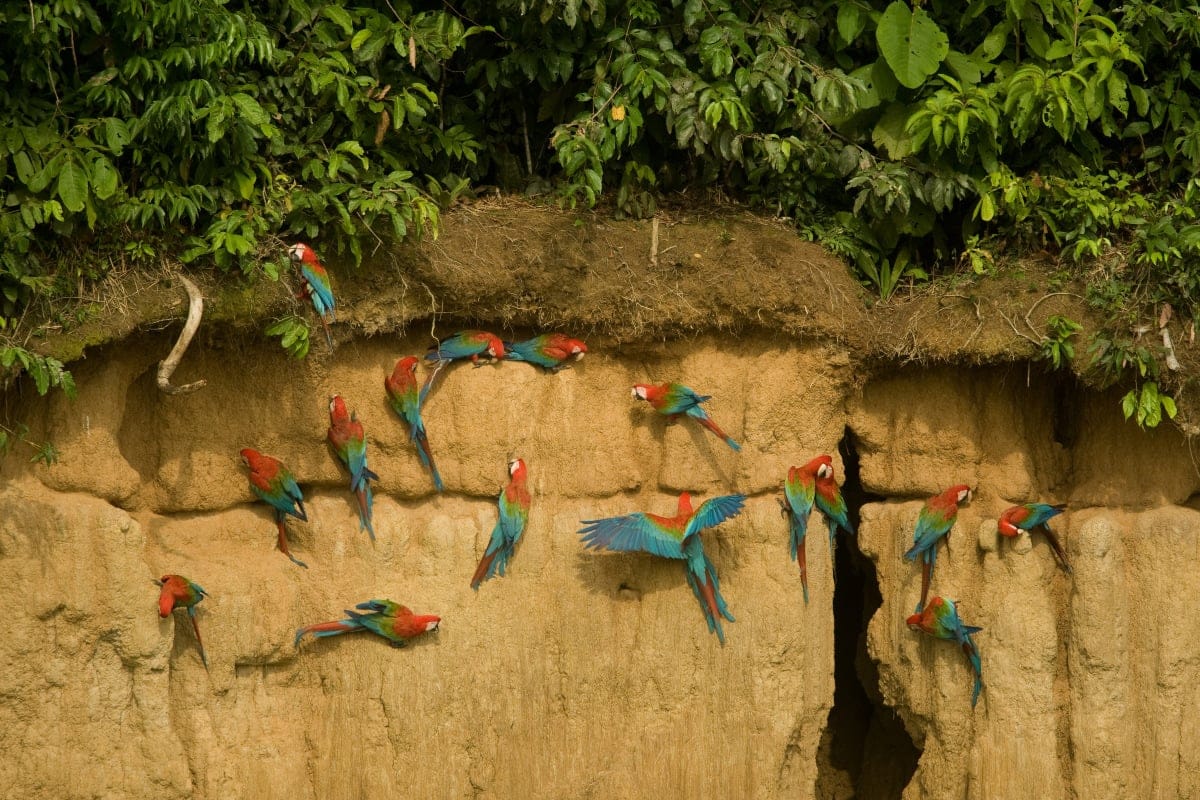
814,427,920,800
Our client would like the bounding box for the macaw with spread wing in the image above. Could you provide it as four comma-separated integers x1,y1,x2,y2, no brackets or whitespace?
579,492,745,644
295,599,441,648
632,382,741,451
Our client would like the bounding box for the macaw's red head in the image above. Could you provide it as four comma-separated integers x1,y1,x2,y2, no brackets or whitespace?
155,575,180,617
484,334,505,360
905,611,925,632
328,394,349,424
508,458,527,481
949,485,973,505
997,506,1021,537
288,242,319,265
631,383,658,402
417,615,441,633
804,454,834,480
238,448,259,469
564,337,588,360
398,355,419,374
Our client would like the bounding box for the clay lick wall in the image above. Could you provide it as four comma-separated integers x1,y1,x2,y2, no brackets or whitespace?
1,330,1198,800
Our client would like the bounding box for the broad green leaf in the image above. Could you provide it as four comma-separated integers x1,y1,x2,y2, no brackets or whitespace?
90,156,119,200
876,1,949,89
872,103,915,159
837,4,865,45
321,5,354,34
231,93,270,128
56,158,88,213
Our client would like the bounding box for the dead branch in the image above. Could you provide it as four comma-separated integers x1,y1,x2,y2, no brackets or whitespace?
649,216,660,268
157,275,207,395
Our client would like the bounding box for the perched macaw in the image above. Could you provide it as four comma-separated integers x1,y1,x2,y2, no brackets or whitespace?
782,459,818,604
632,382,741,452
295,599,441,648
384,356,444,492
425,330,505,365
814,455,854,550
579,492,745,644
906,596,984,708
998,503,1070,574
156,574,209,669
903,484,972,612
327,395,379,541
503,333,588,372
288,242,336,350
471,459,532,589
240,448,309,569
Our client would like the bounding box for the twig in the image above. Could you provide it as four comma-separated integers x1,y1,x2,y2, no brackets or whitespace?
1022,291,1079,339
521,106,533,176
1162,326,1181,371
649,216,660,268
157,275,207,395
997,308,1044,348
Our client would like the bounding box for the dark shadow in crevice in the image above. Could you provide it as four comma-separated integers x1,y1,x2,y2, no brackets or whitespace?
814,427,921,799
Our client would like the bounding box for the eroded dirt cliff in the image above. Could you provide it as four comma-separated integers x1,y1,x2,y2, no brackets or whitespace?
3,205,1200,799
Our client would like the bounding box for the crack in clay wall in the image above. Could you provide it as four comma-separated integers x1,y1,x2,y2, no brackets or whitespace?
2,331,1199,799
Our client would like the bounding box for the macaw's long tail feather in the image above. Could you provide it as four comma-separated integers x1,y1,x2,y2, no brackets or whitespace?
827,519,838,554
276,515,308,569
319,315,335,351
291,498,308,523
189,614,209,671
685,568,725,645
354,486,376,542
965,639,983,708
917,559,932,613
693,413,741,451
294,621,360,647
1041,526,1072,574
413,427,444,492
798,535,809,605
472,538,515,590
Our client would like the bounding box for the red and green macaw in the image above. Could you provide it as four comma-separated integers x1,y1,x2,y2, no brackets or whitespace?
903,484,972,612
998,503,1070,574
327,395,379,541
240,447,309,569
782,459,819,603
385,356,444,492
503,333,588,372
579,492,745,644
156,574,209,669
632,382,741,452
426,330,505,365
295,599,441,649
906,596,984,708
814,455,854,550
287,242,336,350
471,459,532,589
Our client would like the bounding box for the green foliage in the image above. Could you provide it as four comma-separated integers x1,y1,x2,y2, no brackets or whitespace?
1,345,76,399
265,316,312,359
1,0,1199,313
1088,330,1177,428
1041,315,1083,369
0,422,60,466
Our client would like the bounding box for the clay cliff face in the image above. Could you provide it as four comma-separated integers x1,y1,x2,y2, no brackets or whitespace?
3,324,1198,799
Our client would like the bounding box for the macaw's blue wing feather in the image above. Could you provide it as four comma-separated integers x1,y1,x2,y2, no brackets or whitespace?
426,332,487,361
578,513,685,559
685,494,746,538
1024,503,1066,528
659,384,708,415
301,265,335,317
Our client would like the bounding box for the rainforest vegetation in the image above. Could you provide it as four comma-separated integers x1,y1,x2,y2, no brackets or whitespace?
1,0,1198,424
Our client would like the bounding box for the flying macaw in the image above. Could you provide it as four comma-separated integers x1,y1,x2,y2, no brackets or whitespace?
903,484,972,612
471,458,532,590
631,382,741,452
814,455,854,550
327,395,379,541
295,599,441,648
998,503,1070,574
288,242,336,350
782,459,818,603
579,492,745,644
155,574,209,669
503,333,588,372
906,596,984,708
240,448,309,569
384,356,444,492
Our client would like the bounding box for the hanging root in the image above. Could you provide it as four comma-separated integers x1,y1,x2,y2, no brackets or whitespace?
157,275,207,395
